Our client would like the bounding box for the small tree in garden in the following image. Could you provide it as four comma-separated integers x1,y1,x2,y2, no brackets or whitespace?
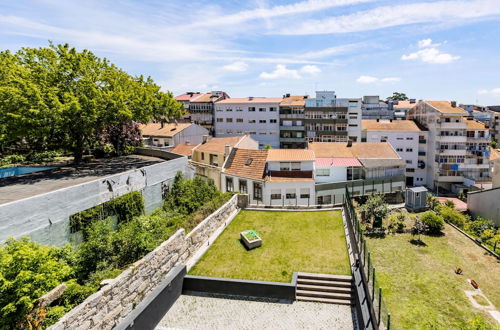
420,211,445,234
411,217,427,243
426,194,440,211
466,216,493,237
361,193,390,228
444,199,455,209
387,211,406,233
439,206,466,228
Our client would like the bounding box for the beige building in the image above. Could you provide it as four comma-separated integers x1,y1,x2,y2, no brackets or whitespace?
490,148,500,189
190,135,258,189
140,122,208,148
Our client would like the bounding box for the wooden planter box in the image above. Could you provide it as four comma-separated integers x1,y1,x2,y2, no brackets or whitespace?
240,231,262,250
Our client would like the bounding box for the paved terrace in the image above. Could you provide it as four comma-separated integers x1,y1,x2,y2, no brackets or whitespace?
157,293,356,330
0,155,163,205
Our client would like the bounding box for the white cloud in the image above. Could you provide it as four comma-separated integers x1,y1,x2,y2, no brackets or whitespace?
401,47,459,64
259,64,321,79
300,65,321,75
356,75,400,84
223,61,249,72
277,0,500,35
478,88,500,95
418,38,441,48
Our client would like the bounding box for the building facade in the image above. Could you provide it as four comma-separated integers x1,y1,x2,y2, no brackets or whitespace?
489,110,500,144
214,97,282,148
304,91,362,143
361,120,428,186
140,122,209,148
279,95,307,149
361,95,393,120
187,91,229,134
388,99,417,120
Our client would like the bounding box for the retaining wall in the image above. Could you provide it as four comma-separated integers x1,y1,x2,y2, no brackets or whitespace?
0,155,187,246
49,194,244,330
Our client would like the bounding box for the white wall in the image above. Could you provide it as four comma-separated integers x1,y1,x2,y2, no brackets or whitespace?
172,124,209,146
267,160,314,171
315,165,347,183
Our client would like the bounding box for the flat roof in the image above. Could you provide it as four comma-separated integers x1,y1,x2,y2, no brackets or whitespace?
309,142,400,159
216,97,282,104
362,120,421,132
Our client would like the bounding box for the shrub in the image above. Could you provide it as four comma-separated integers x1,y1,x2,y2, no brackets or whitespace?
360,193,389,228
27,151,61,163
387,211,406,233
420,211,444,234
0,154,26,166
466,217,493,237
439,206,466,228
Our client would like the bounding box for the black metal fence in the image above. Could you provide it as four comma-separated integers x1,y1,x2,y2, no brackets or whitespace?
344,187,392,330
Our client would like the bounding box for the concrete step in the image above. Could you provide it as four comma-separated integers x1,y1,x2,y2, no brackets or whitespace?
296,289,352,301
297,278,352,288
297,284,352,294
296,296,353,305
297,273,352,283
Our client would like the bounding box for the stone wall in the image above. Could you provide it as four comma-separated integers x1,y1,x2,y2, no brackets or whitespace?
0,156,187,246
49,194,244,330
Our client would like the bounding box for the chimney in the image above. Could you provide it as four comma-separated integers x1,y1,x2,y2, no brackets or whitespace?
225,144,231,157
185,140,190,145
202,135,208,144
347,140,353,147
390,119,393,122
409,99,416,104
286,93,291,98
160,122,164,128
451,101,457,108
249,96,254,101
376,119,380,122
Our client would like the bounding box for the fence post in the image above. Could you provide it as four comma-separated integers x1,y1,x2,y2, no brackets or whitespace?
367,252,371,280
378,287,382,325
387,313,391,330
372,267,376,301
363,240,367,265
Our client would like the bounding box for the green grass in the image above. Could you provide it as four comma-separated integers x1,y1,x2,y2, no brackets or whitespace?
366,225,500,329
473,295,490,307
189,210,350,282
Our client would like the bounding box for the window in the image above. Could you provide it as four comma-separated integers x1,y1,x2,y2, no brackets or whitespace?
291,162,301,170
201,152,205,160
406,160,412,164
397,137,404,140
317,168,330,176
253,182,262,200
216,118,223,122
226,118,233,123
249,120,256,123
249,107,256,112
239,180,247,193
226,108,232,112
396,148,403,152
259,120,267,123
271,189,281,200
236,118,243,123
226,129,233,134
259,108,266,112
270,107,277,112
285,189,296,199
406,137,413,140
280,162,289,170
226,177,234,192
236,108,243,112
270,119,277,123
210,154,217,166
349,124,358,127
300,188,310,199
406,148,413,152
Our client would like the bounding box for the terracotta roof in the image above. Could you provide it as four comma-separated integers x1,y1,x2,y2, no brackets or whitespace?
393,101,417,109
362,120,421,132
190,92,225,103
490,148,500,161
309,142,400,159
265,176,314,182
426,101,468,114
171,144,197,157
466,119,487,130
280,95,306,106
224,149,268,180
315,158,362,167
140,123,192,137
266,149,315,162
216,97,282,104
195,136,246,154
175,92,202,101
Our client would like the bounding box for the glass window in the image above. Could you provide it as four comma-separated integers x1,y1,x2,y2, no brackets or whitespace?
317,168,330,176
226,177,233,192
239,179,247,193
253,182,262,200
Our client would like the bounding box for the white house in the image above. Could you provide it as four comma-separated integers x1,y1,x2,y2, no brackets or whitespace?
140,122,209,148
214,97,282,148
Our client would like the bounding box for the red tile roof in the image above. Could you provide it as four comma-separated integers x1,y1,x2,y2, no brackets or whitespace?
224,149,268,180
175,92,202,101
315,158,362,167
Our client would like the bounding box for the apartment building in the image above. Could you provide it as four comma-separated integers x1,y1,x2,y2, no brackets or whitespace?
309,142,406,204
304,91,362,143
361,120,428,186
175,92,202,110
361,95,393,120
187,91,229,134
214,97,282,148
408,101,491,193
489,110,500,143
190,135,258,189
389,99,417,120
221,149,316,205
279,95,307,149
140,122,208,148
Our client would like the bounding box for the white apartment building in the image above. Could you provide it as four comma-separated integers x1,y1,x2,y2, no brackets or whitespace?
362,95,393,120
362,120,428,186
409,101,491,193
305,91,362,143
214,97,282,148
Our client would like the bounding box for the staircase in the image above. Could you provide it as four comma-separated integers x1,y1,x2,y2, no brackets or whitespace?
296,272,354,305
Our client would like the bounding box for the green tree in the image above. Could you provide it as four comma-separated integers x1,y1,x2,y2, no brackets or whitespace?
0,238,74,328
426,194,441,211
491,140,498,149
0,43,184,162
386,92,409,102
439,206,466,228
411,217,427,242
466,216,493,237
420,211,445,234
361,193,390,228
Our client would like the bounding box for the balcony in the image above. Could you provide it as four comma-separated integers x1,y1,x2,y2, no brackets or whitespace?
279,137,305,143
438,122,467,129
418,151,426,156
437,135,467,143
280,113,305,119
459,163,490,169
437,149,467,156
268,170,313,179
419,139,426,144
304,118,348,124
437,175,464,182
315,130,348,136
280,125,305,131
466,136,490,143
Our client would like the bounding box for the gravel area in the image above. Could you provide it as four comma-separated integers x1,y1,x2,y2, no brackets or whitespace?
157,293,356,330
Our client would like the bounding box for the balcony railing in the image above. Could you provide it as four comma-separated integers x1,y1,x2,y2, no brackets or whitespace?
268,170,313,179
280,125,305,131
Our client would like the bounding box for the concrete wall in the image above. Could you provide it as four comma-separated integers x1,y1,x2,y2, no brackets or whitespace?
0,155,188,246
467,188,500,226
49,194,244,330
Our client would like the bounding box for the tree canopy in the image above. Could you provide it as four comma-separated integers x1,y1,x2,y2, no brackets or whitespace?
0,43,184,162
386,92,409,102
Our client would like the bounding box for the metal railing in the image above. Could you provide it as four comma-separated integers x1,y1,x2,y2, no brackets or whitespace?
344,188,392,329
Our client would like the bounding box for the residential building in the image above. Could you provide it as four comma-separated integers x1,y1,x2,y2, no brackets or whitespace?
305,91,362,143
279,94,307,149
309,142,406,204
362,96,393,120
214,97,282,148
460,104,491,123
361,119,428,186
170,142,198,158
489,110,500,143
490,148,500,189
221,148,316,206
408,101,490,193
175,92,202,110
187,91,229,134
389,99,417,120
190,135,258,189
140,122,208,148
467,187,500,226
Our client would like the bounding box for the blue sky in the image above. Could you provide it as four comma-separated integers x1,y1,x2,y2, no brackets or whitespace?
1,0,500,104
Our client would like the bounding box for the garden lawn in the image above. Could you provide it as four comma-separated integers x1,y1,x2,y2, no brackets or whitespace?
366,224,500,329
189,210,350,282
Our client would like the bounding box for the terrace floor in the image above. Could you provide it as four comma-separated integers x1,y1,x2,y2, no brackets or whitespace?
156,293,355,330
0,155,163,205
189,209,350,282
